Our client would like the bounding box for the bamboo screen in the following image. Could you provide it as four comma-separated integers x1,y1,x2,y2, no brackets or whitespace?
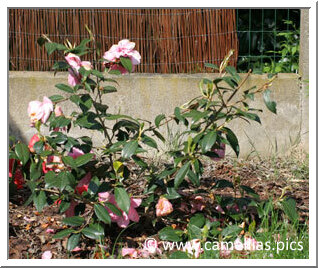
9,9,238,73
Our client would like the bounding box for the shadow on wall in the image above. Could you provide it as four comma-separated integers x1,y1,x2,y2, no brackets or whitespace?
9,113,27,145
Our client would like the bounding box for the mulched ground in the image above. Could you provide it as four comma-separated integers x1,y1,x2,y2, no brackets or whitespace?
9,150,309,259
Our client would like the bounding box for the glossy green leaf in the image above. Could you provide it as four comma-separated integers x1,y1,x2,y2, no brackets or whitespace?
67,233,81,251
74,153,94,167
114,187,130,214
122,140,138,159
55,83,74,93
62,216,85,227
15,143,29,165
94,204,111,225
174,162,190,189
155,114,166,128
120,56,132,73
263,89,277,114
53,228,74,239
200,131,217,153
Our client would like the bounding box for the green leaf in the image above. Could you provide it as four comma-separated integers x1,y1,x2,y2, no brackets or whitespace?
187,169,200,187
33,191,47,212
189,213,206,228
53,228,74,239
159,227,183,242
142,135,158,149
204,63,219,70
221,225,242,237
188,223,202,239
49,95,65,102
122,140,138,159
263,89,277,114
82,224,104,240
30,161,41,181
44,171,58,188
52,61,69,70
200,131,217,153
224,127,239,157
153,130,166,142
174,162,190,189
282,198,298,223
55,83,74,93
114,187,130,214
132,155,148,168
120,56,132,73
57,171,75,191
155,114,166,128
74,153,94,167
67,233,80,251
45,42,57,55
15,143,29,165
62,216,85,227
102,86,117,94
62,156,76,168
105,202,122,216
213,179,234,189
94,204,111,225
165,187,181,200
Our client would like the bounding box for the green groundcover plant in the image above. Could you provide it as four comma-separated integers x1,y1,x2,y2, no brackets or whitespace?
9,29,307,259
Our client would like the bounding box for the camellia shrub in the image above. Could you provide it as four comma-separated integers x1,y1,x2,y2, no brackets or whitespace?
9,32,280,257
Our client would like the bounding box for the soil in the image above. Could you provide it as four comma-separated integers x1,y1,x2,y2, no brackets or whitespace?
9,152,309,259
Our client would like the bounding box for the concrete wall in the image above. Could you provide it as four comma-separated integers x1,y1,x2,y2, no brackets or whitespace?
9,71,308,157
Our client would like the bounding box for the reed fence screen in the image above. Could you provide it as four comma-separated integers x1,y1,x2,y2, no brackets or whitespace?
9,9,238,73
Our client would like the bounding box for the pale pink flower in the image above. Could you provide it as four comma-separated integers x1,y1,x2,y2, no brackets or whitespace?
68,72,81,86
190,196,205,213
68,147,85,159
81,61,92,70
65,53,82,71
41,97,54,123
121,247,138,258
103,39,141,74
42,155,64,174
72,246,82,252
182,239,203,258
41,250,52,259
27,96,53,125
211,143,226,161
98,192,141,228
28,100,43,125
54,106,63,117
46,228,55,234
156,197,173,217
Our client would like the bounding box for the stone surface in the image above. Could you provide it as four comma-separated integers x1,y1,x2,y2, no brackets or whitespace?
9,71,307,157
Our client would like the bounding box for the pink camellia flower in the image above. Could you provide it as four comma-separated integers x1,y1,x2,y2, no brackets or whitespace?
72,246,82,252
182,239,203,258
68,72,81,86
98,192,141,228
244,237,258,251
28,134,40,153
64,173,92,216
27,96,53,125
190,196,205,213
54,106,63,117
41,250,52,259
42,155,64,174
121,247,138,258
156,197,173,217
103,39,141,74
65,53,82,70
75,172,92,195
65,53,92,86
46,228,55,234
211,143,226,161
215,205,225,214
81,61,92,70
68,147,85,159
